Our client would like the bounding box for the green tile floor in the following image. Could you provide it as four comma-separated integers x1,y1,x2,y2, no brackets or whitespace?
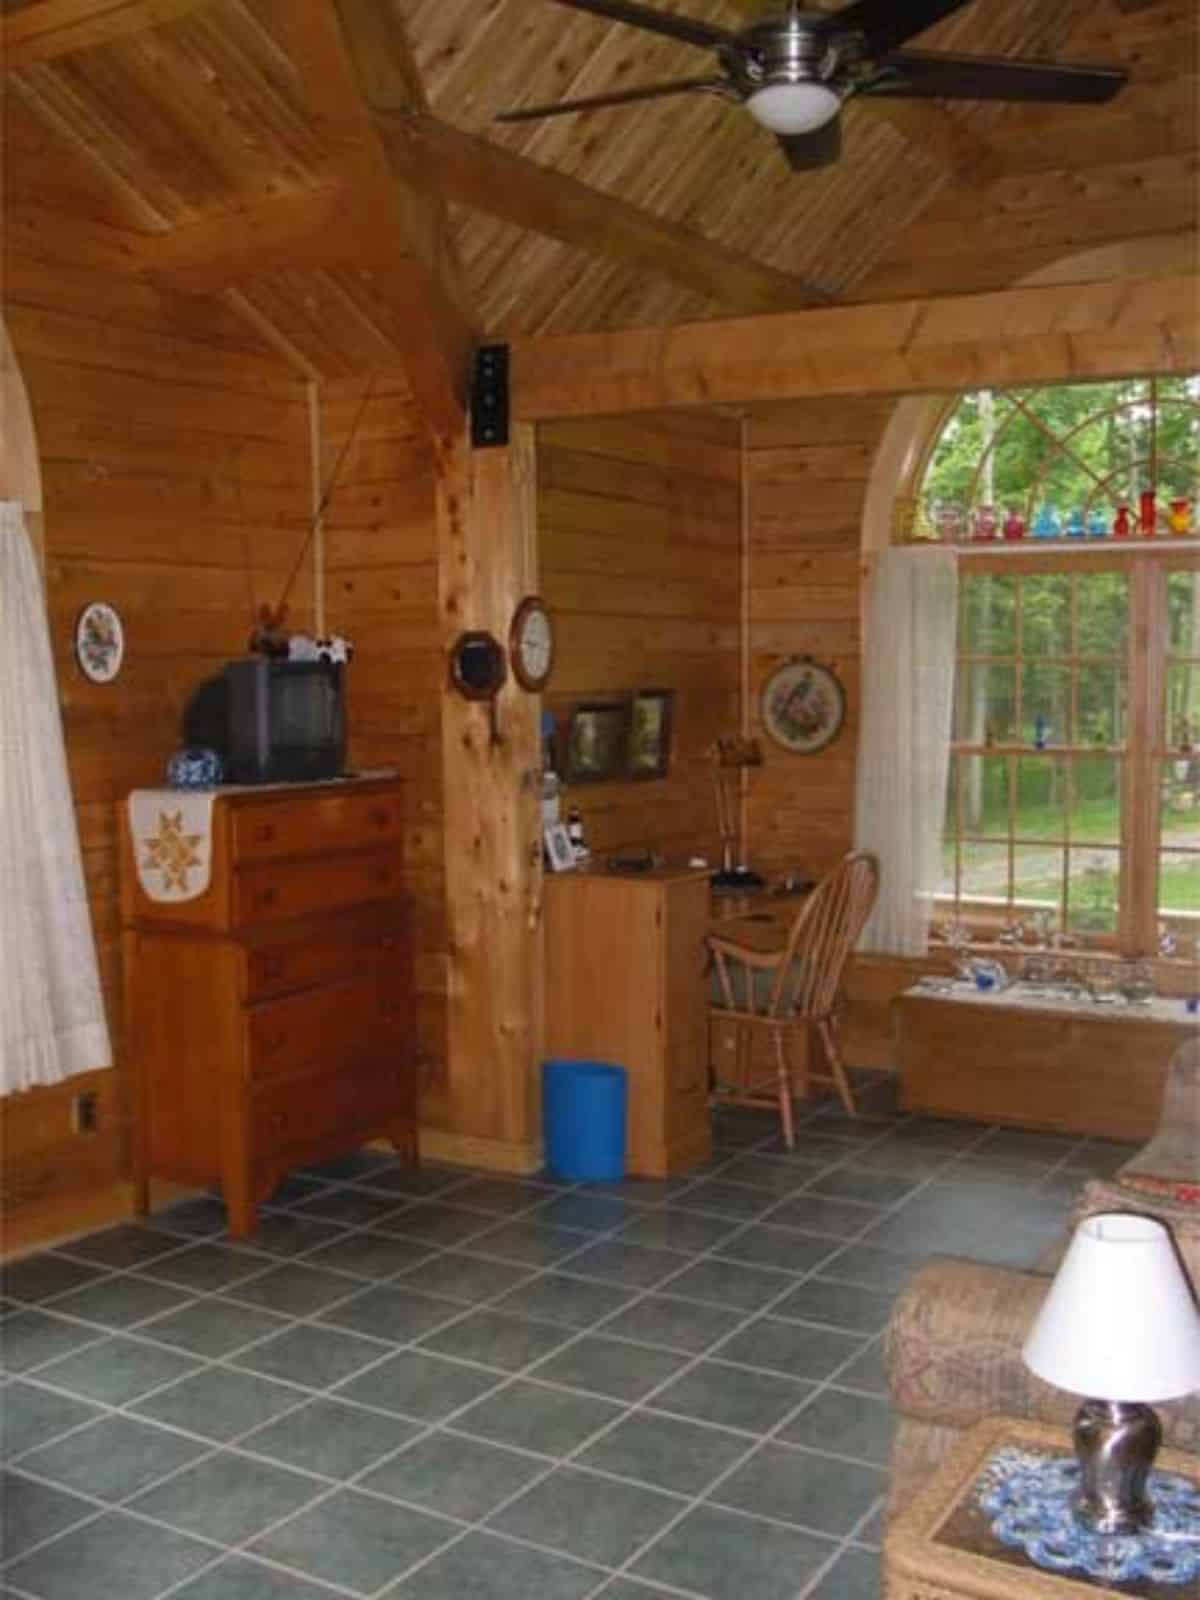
1,1079,1132,1600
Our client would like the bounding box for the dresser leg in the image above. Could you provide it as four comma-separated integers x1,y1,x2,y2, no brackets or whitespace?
223,1178,257,1240
384,1121,419,1164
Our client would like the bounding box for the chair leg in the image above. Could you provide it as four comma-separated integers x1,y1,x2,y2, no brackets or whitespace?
772,1028,795,1150
818,1017,858,1119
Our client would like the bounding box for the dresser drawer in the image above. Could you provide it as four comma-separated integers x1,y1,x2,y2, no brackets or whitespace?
245,922,407,1002
235,851,401,926
232,788,403,864
246,973,410,1082
251,1053,413,1157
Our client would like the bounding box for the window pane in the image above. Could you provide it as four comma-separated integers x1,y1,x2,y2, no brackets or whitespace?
1074,571,1128,659
1070,757,1121,845
1013,845,1065,926
1078,662,1125,747
958,755,1010,838
1168,571,1199,656
960,841,1010,911
1014,755,1064,841
1020,664,1071,745
1158,850,1200,942
1068,849,1120,937
955,664,1015,743
1165,664,1200,749
960,575,1016,656
1162,754,1200,842
1021,575,1070,657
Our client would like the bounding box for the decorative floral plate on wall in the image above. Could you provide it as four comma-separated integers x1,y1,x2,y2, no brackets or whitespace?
74,601,125,684
761,657,845,754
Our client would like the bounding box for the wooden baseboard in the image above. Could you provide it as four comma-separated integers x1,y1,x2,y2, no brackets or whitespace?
417,1126,544,1174
1,1179,135,1262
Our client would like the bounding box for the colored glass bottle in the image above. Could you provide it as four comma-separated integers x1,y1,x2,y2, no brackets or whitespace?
1065,506,1087,540
1002,507,1026,542
1032,503,1062,540
1139,488,1157,537
1086,507,1109,540
1168,497,1193,536
972,504,998,542
1112,503,1132,538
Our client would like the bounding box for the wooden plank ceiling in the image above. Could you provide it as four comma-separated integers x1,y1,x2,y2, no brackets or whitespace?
3,0,1196,393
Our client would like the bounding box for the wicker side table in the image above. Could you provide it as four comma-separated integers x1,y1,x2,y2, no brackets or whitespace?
885,1415,1200,1600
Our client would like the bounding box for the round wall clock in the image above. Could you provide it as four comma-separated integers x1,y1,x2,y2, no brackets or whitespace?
509,595,554,692
761,657,845,754
74,601,125,684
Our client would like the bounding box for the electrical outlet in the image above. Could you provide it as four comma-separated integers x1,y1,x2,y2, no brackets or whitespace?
73,1091,99,1134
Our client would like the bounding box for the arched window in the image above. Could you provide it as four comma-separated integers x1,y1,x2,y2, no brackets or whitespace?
917,376,1199,959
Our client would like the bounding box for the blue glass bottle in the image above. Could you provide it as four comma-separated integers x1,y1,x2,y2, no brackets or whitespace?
1065,506,1087,539
1032,503,1062,540
1087,507,1109,540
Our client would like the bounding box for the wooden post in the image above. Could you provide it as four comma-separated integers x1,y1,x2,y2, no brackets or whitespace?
429,423,544,1170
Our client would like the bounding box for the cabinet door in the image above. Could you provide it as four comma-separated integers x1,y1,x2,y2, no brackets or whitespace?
663,877,710,1095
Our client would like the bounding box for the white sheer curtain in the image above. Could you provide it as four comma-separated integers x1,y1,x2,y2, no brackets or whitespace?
1,501,112,1091
854,546,958,956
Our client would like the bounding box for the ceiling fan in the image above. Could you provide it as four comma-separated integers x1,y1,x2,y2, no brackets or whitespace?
495,0,1127,171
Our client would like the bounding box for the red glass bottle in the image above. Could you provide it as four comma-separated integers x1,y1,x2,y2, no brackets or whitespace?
1112,503,1132,538
1002,507,1025,542
1139,488,1157,537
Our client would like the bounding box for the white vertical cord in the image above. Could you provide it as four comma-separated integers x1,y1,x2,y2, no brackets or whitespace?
307,378,325,637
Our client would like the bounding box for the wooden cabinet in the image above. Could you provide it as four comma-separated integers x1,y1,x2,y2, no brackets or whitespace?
543,867,712,1177
119,778,417,1237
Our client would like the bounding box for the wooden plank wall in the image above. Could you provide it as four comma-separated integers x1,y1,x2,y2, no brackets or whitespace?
538,411,742,865
317,378,448,1091
2,233,309,1249
743,396,893,886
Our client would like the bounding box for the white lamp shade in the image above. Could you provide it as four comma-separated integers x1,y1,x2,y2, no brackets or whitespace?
745,82,840,135
1023,1213,1200,1403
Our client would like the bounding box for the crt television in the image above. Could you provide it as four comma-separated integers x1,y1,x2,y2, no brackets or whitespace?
224,657,346,785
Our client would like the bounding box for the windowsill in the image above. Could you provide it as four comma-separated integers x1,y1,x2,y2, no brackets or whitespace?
905,536,1200,555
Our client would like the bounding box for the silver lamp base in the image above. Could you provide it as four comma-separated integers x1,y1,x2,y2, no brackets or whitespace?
1072,1398,1162,1536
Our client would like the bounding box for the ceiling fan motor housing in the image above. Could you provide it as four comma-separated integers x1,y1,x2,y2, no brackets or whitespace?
734,13,856,91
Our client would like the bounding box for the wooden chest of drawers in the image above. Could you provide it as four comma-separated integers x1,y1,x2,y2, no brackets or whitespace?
119,778,417,1237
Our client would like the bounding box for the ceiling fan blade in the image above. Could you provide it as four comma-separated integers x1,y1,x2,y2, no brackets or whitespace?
776,117,842,172
546,0,735,51
825,0,972,56
495,76,726,123
865,49,1127,104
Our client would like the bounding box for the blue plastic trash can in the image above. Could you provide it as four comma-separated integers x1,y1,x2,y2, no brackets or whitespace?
542,1059,627,1182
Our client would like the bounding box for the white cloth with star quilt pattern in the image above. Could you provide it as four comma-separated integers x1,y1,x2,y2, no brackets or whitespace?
128,790,217,902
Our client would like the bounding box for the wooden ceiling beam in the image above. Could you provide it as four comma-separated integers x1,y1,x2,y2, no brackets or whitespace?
376,111,831,314
139,183,370,293
510,275,1197,419
2,0,212,67
275,0,475,439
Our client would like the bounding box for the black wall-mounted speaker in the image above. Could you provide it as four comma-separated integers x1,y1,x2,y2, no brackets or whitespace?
470,343,510,449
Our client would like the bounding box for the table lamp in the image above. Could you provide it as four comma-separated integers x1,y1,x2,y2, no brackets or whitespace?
709,736,764,889
1022,1211,1200,1536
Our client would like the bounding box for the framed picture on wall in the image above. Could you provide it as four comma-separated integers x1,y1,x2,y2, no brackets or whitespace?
627,688,674,780
565,700,628,783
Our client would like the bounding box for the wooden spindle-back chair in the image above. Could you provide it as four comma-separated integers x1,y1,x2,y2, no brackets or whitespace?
707,851,880,1147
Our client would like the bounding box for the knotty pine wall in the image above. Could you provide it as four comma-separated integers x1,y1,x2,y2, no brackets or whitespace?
538,412,742,865
317,377,448,1090
2,230,312,1249
744,396,903,1068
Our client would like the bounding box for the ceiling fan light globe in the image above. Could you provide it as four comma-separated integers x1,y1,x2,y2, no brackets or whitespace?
746,81,840,134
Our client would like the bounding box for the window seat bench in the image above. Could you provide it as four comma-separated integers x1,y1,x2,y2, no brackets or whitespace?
894,982,1195,1140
